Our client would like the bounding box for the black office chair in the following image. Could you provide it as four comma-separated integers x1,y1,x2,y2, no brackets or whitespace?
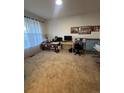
74,43,84,55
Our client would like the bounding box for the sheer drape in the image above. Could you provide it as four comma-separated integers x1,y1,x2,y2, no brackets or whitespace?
24,17,43,49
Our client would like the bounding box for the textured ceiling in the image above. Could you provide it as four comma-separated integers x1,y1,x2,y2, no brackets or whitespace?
24,0,100,20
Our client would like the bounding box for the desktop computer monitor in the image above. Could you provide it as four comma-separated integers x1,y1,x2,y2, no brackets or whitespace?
64,36,72,41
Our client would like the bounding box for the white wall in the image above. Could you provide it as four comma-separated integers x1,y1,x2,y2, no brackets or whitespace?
47,13,100,41
24,10,46,22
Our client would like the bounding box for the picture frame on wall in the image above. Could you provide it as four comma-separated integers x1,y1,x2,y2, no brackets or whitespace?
92,25,100,32
70,25,100,34
78,26,91,34
70,27,79,34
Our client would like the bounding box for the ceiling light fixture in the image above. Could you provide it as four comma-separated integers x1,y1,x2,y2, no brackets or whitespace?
56,0,62,5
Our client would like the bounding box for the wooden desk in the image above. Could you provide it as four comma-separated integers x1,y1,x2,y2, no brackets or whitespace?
61,41,73,50
61,41,73,45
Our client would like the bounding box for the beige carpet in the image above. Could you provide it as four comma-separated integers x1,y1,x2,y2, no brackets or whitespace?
24,50,100,93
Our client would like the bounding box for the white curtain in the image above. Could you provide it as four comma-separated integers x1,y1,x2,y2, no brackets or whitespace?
24,17,43,49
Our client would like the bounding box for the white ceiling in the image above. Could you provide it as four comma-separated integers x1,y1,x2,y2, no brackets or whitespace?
24,0,100,20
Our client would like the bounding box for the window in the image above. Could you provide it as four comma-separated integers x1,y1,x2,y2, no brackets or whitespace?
24,17,43,49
